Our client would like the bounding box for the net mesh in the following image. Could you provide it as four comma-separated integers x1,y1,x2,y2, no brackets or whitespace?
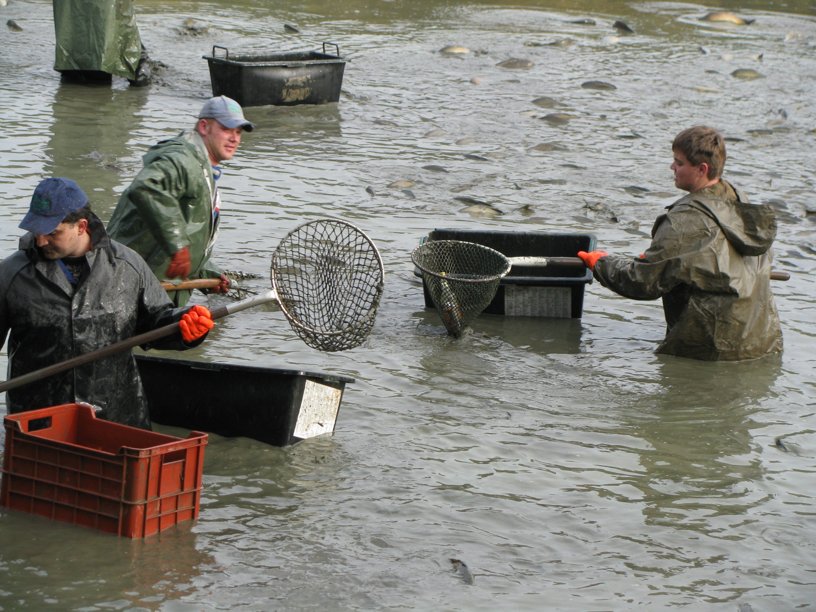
271,219,384,352
411,240,511,337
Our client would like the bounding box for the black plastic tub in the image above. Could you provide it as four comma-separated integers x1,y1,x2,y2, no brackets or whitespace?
203,43,345,107
415,228,596,318
136,354,353,446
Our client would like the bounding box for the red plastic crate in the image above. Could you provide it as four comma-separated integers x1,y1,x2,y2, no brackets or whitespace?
0,403,207,538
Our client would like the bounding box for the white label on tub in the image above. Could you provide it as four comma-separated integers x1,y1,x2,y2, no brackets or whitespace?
293,380,343,439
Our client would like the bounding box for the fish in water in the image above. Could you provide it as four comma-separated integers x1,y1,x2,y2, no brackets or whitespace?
529,142,567,153
388,179,415,189
701,11,755,26
581,80,617,90
613,20,634,33
541,112,572,126
284,23,300,33
7,19,23,32
179,18,209,36
774,436,804,455
424,128,447,138
440,45,470,55
422,164,448,173
532,96,560,108
496,58,534,70
457,197,503,218
450,559,474,584
731,68,763,80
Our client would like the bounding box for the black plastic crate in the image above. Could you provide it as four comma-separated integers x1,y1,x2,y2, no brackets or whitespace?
416,228,596,318
136,355,353,446
203,43,345,107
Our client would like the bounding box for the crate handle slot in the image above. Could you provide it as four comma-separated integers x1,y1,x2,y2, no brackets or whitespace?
27,416,53,432
212,45,229,60
322,41,340,57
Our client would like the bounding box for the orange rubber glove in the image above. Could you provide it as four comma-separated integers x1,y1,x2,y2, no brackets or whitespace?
179,305,214,343
577,250,608,270
166,247,191,279
212,273,231,294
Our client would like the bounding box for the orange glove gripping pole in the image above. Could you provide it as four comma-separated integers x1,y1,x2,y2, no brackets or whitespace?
576,250,608,270
179,305,214,343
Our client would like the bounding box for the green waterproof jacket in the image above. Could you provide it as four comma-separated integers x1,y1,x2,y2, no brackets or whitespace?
53,0,143,79
593,180,783,361
107,130,223,307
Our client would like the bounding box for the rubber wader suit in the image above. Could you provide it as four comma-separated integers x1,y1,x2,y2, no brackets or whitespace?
53,0,149,84
593,180,783,361
107,130,224,307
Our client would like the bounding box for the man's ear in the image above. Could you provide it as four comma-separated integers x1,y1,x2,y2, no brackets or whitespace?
697,161,710,178
76,218,89,235
195,118,209,136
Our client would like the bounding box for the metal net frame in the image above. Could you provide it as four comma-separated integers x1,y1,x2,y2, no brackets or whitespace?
271,218,385,352
411,240,511,337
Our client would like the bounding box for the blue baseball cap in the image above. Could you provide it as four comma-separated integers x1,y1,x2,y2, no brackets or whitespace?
198,95,254,131
19,177,89,235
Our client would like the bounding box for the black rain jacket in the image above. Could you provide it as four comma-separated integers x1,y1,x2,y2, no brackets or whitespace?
0,214,200,428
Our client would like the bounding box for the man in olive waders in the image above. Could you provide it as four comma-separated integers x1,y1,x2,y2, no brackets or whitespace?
53,0,151,86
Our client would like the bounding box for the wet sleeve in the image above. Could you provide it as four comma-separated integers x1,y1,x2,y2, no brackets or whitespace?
594,208,718,300
125,155,194,257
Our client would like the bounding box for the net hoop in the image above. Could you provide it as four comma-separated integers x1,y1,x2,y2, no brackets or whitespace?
271,218,384,352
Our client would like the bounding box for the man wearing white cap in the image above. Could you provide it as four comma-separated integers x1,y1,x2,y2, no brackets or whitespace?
108,96,255,306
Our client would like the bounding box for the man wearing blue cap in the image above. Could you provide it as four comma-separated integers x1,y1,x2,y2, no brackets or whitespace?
0,178,215,429
108,96,255,306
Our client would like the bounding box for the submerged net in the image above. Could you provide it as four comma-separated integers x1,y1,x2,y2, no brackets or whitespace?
411,240,511,337
271,218,385,352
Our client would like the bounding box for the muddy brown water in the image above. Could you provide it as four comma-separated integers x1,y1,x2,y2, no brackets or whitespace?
1,0,815,609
